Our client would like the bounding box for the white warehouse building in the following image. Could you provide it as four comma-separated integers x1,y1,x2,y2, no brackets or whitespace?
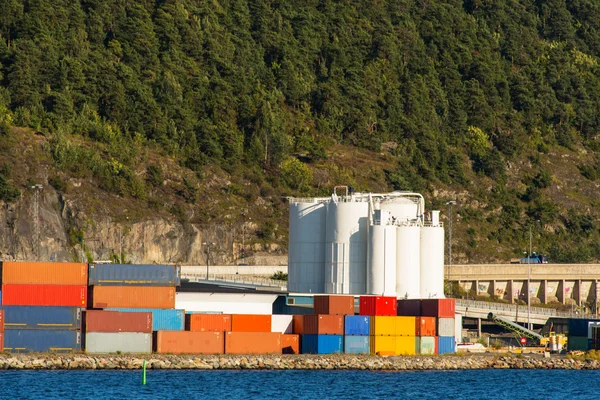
288,186,445,299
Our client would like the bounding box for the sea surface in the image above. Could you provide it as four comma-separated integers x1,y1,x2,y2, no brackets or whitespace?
0,369,598,399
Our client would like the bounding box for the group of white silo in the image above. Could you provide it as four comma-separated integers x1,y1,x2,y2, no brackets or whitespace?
288,186,445,299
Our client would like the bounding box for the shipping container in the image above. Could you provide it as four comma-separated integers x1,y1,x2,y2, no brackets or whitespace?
438,336,456,354
568,336,590,352
186,314,231,333
301,334,343,354
0,310,3,332
272,296,314,315
0,332,3,351
271,315,293,334
313,295,355,315
89,264,181,286
344,336,369,354
155,331,224,354
302,315,344,335
588,322,600,339
107,308,185,331
293,315,304,334
92,286,175,309
395,316,416,336
417,336,436,355
421,299,455,318
0,290,2,305
396,336,417,355
85,332,152,354
85,310,152,333
281,334,300,354
2,285,87,307
371,316,397,336
359,296,397,316
1,306,81,330
415,317,436,337
437,318,455,337
225,332,282,354
396,299,421,317
370,335,396,355
344,315,370,336
3,329,81,353
2,262,88,285
230,314,271,332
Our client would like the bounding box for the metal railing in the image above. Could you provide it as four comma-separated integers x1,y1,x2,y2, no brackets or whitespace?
455,298,592,319
183,273,288,289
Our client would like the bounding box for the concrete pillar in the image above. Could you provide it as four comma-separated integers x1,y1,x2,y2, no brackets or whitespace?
576,279,582,306
540,280,547,304
477,318,481,338
475,280,479,297
560,280,566,304
490,280,495,299
509,280,515,304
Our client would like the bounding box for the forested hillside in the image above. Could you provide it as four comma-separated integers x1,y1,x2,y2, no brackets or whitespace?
1,0,600,263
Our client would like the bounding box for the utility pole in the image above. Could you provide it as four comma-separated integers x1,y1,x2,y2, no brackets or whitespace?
30,184,43,261
445,201,456,284
203,242,215,280
528,225,532,331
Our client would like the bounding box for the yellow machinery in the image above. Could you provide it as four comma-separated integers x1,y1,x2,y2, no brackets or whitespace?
540,332,567,353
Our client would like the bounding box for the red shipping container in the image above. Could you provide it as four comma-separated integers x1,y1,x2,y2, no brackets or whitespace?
415,317,436,336
421,299,455,318
397,299,422,316
186,314,232,332
313,295,355,315
2,262,88,285
85,310,152,333
230,314,271,332
302,315,344,335
92,286,175,309
155,331,224,354
225,332,281,354
2,284,87,307
292,315,304,334
0,310,3,332
281,334,300,354
359,296,397,316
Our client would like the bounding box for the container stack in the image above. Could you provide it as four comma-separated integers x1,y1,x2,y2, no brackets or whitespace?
88,263,181,353
421,298,456,355
0,262,86,352
227,314,281,354
297,295,352,354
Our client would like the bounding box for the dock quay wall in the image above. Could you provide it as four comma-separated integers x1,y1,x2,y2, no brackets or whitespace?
0,354,598,370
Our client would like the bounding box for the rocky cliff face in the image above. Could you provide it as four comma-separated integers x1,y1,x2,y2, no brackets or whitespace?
0,187,285,266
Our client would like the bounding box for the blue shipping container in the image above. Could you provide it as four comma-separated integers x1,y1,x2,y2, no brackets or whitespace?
438,336,456,355
344,336,369,354
568,318,600,337
0,306,81,330
301,335,343,354
106,308,184,331
344,315,370,336
3,329,81,352
0,290,2,305
88,264,181,286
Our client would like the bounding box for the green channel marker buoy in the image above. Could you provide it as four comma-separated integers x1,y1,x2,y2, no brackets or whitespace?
142,360,147,385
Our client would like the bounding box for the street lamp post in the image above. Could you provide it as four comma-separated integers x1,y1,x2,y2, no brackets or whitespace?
203,242,215,280
445,201,456,285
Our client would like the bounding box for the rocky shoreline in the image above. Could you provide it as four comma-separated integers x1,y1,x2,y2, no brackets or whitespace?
0,354,598,370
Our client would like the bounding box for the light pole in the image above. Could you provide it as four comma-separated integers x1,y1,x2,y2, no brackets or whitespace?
445,201,456,285
203,242,215,280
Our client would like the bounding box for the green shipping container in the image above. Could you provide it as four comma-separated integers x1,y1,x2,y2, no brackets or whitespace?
568,336,589,352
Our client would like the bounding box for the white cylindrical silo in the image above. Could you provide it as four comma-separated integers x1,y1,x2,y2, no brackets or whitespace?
396,225,421,299
381,198,419,222
366,224,397,296
420,225,445,299
325,200,369,294
288,201,326,293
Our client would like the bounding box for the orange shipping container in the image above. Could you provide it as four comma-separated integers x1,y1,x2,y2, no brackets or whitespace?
155,331,224,354
303,315,344,335
92,286,175,309
281,334,300,354
230,314,271,332
313,295,355,315
2,284,87,307
2,262,88,285
225,332,281,354
186,314,232,332
292,315,304,334
415,317,436,336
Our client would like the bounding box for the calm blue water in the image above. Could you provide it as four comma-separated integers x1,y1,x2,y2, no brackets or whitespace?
0,369,598,399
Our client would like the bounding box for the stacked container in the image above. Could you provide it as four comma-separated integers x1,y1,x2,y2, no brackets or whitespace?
84,310,152,353
0,262,86,352
0,310,3,351
421,298,456,355
88,263,181,353
300,295,351,354
226,314,281,354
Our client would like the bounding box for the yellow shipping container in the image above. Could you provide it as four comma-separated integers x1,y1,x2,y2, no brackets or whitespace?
370,316,397,336
370,335,397,355
396,336,417,355
395,316,416,336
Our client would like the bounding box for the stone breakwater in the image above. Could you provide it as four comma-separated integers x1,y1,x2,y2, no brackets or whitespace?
0,354,599,370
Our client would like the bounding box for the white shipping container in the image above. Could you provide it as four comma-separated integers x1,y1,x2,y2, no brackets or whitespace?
437,317,455,337
455,314,463,342
175,293,277,315
85,332,152,354
271,315,294,334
